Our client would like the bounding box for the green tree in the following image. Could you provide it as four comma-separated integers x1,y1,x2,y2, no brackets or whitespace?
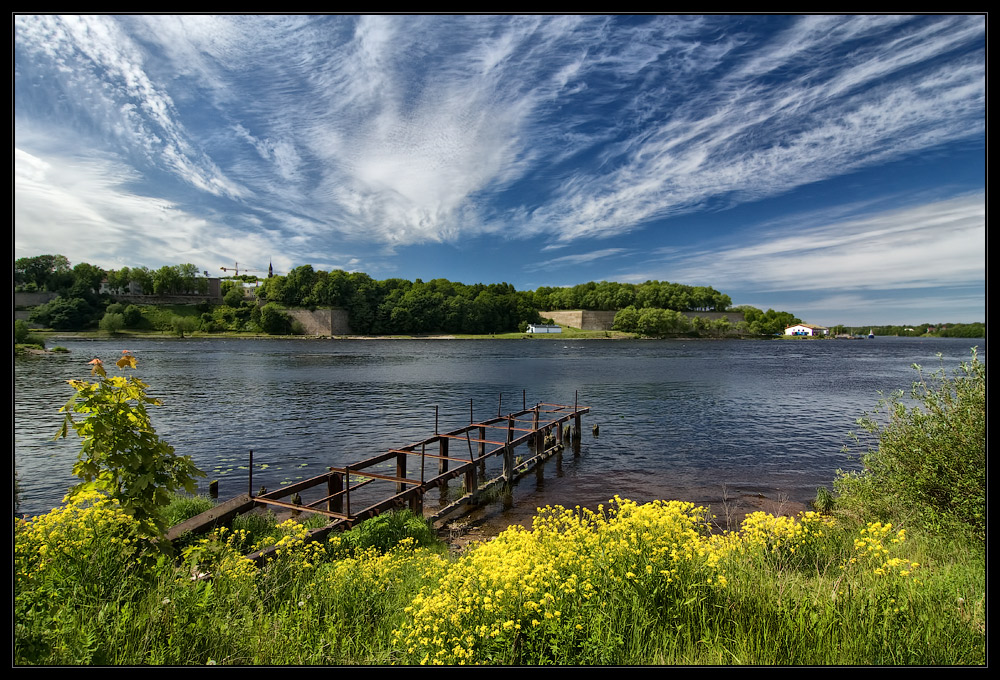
122,305,143,327
260,303,292,334
170,316,198,338
223,285,246,308
72,262,105,292
99,312,126,335
54,352,204,538
29,296,96,330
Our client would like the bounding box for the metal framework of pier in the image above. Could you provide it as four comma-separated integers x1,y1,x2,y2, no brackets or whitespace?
166,394,590,563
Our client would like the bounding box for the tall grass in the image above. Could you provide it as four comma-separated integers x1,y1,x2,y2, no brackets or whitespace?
15,492,984,665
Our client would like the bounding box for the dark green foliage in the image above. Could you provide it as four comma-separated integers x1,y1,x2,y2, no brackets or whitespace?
260,303,292,334
29,296,98,329
170,315,199,337
338,509,442,554
740,306,801,335
99,312,126,334
122,305,142,327
14,254,72,291
535,280,731,312
835,350,985,544
14,319,30,343
223,285,245,308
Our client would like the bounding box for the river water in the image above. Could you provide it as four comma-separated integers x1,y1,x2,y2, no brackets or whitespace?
14,336,983,528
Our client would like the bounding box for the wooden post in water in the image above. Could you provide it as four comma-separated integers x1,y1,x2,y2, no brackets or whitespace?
327,469,343,514
532,404,540,451
478,425,487,477
438,437,449,475
248,449,253,497
396,451,406,494
208,480,218,499
503,415,515,481
465,458,477,496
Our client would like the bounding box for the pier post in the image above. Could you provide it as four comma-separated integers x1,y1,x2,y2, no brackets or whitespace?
438,437,449,475
396,452,406,494
328,470,343,514
503,415,515,481
532,405,540,452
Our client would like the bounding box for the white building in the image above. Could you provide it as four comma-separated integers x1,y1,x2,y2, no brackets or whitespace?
784,324,829,336
526,324,562,334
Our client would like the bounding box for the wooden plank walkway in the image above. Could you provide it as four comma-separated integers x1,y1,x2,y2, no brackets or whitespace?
168,396,590,564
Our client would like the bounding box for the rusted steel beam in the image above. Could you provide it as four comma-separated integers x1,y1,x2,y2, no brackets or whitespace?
328,466,422,486
253,497,350,519
257,471,336,500
387,447,503,464
437,434,507,445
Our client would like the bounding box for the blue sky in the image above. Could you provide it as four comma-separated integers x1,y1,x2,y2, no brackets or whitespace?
14,15,985,325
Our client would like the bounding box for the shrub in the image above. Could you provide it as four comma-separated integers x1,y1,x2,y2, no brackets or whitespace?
14,319,30,343
54,352,204,538
122,304,143,327
170,315,198,337
835,349,985,544
99,312,126,334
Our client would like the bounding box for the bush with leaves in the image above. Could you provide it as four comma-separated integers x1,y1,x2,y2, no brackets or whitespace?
835,349,985,544
99,312,126,334
55,352,204,538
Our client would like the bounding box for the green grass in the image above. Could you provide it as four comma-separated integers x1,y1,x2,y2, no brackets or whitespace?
15,493,985,665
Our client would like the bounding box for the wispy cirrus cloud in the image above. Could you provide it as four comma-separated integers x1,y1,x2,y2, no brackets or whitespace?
643,193,984,292
15,15,247,201
524,248,629,271
527,15,985,244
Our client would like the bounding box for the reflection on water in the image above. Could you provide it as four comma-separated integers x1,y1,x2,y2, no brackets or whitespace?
14,336,983,521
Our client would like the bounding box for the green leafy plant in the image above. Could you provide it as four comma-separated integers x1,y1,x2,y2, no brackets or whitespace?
55,351,205,538
835,349,985,544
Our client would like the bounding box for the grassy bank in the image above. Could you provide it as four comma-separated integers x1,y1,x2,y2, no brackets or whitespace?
14,493,984,665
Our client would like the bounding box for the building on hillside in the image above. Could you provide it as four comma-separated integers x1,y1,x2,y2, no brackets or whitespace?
526,324,562,334
784,323,829,336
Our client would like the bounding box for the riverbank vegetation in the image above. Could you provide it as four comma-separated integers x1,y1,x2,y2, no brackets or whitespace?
830,323,986,338
14,351,985,665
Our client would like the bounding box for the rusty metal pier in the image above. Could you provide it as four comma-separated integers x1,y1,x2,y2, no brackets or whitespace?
167,394,590,562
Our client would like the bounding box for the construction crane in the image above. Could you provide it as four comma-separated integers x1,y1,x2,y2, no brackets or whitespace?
219,262,266,277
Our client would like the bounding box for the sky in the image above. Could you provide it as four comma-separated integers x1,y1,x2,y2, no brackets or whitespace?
14,15,985,326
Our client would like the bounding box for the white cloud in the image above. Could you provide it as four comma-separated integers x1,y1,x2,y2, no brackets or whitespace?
525,248,628,271
652,193,985,293
14,147,273,271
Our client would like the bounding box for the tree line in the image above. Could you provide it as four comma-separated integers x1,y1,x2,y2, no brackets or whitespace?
529,280,732,313
829,323,985,338
258,266,540,335
16,254,808,337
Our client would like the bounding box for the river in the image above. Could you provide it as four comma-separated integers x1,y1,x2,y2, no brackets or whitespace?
14,336,983,529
